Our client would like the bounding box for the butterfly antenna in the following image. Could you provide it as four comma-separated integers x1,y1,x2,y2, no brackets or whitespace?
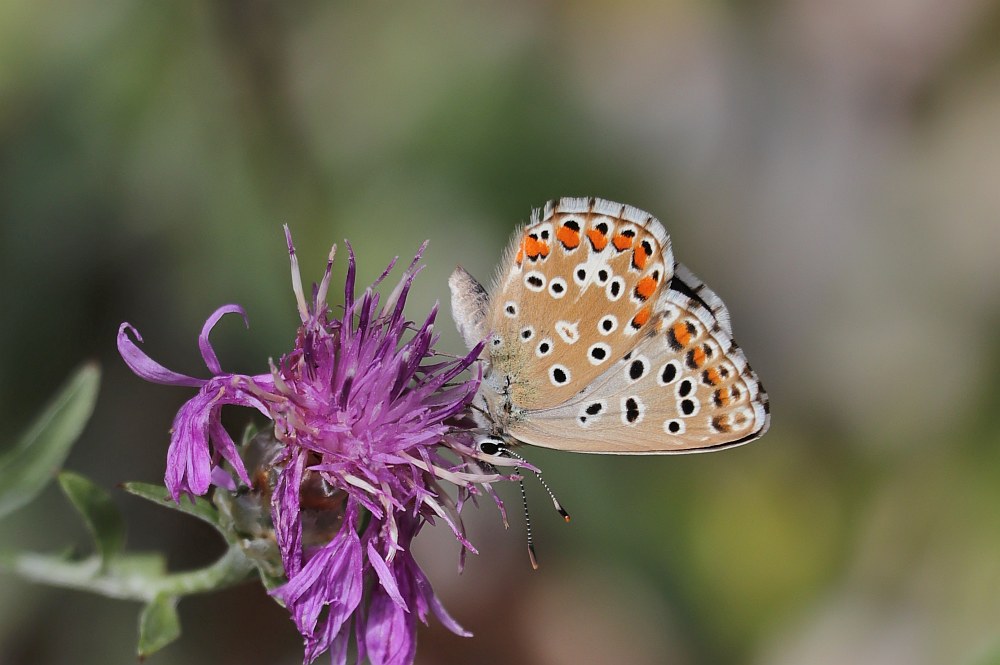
501,448,571,522
517,472,540,570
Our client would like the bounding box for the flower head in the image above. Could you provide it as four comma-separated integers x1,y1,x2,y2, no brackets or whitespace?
118,229,509,665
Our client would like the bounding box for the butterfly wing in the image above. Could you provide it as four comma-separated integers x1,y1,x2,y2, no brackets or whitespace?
507,283,770,453
672,261,733,336
480,197,675,411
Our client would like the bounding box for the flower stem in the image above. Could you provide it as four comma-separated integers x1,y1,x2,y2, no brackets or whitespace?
1,544,256,603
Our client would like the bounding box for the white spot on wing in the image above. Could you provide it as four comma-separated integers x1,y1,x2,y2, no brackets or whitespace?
555,320,580,344
664,419,685,435
549,364,571,386
524,271,546,292
620,396,645,427
606,277,625,301
587,342,611,365
657,360,680,385
548,277,568,299
577,400,607,428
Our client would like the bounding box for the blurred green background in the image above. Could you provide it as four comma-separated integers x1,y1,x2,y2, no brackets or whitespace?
3,1,1000,664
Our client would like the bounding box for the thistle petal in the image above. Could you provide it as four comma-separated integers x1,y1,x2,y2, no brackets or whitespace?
117,323,205,388
198,305,248,374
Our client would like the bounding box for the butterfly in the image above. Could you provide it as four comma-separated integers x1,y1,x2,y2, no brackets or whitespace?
449,197,770,455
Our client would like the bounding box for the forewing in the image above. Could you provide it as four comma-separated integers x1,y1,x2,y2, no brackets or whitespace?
483,197,675,411
509,286,770,453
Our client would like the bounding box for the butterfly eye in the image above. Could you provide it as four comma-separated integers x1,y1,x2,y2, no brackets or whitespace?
475,436,502,455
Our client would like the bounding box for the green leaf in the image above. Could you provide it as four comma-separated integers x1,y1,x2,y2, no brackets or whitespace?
0,551,165,600
137,594,181,659
121,482,224,533
0,363,101,519
58,471,125,565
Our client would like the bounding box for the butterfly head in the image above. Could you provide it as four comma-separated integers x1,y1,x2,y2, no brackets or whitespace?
473,434,504,456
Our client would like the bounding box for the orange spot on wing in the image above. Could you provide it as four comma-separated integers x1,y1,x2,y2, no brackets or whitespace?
613,233,634,251
556,225,580,249
636,276,657,299
523,236,550,259
632,245,649,269
515,246,524,264
690,346,706,368
714,388,731,407
632,305,651,328
587,229,608,251
711,415,731,433
703,368,722,386
672,321,692,347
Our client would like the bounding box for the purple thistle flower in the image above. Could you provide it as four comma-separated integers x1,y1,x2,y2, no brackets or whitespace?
118,229,511,665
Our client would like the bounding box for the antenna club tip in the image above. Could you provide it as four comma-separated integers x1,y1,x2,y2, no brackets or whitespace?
563,515,571,523
528,545,540,570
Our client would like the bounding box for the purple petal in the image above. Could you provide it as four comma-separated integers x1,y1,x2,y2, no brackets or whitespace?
365,584,417,665
273,504,364,640
209,418,251,487
327,619,351,665
117,323,205,388
343,241,357,309
164,390,216,499
366,541,408,612
163,375,273,501
198,305,248,374
210,466,237,492
272,449,306,579
408,555,471,637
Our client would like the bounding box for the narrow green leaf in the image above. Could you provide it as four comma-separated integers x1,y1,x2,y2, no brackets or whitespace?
0,551,165,600
58,471,125,564
137,594,181,659
121,482,224,532
0,363,101,519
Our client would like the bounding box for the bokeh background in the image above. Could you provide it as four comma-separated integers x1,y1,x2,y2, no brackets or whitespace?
3,1,1000,664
